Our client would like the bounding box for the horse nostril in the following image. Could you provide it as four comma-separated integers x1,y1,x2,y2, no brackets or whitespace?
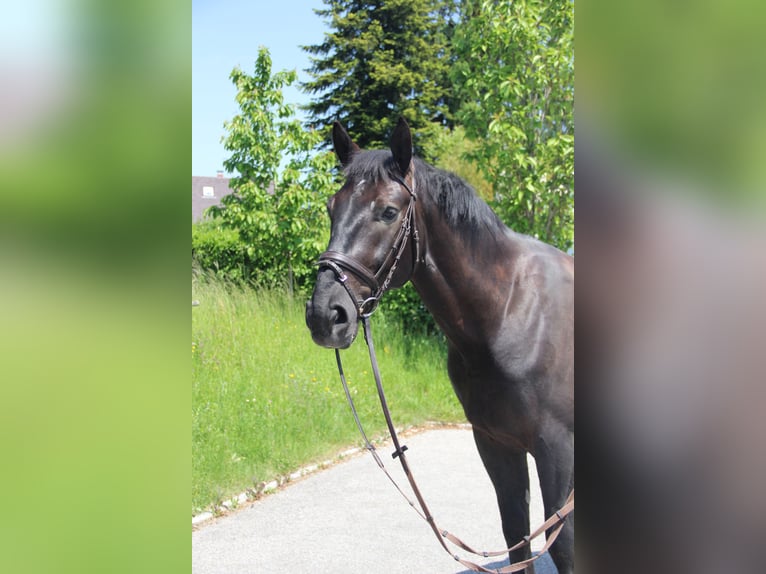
332,305,348,325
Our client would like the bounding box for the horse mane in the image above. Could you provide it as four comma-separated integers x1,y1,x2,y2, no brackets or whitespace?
345,150,507,242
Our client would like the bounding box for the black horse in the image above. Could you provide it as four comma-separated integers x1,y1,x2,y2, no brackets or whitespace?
305,118,574,574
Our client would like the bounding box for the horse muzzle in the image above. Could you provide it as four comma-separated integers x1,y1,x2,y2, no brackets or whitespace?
305,270,360,349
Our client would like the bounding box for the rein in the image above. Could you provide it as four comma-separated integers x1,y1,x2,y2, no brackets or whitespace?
334,318,574,573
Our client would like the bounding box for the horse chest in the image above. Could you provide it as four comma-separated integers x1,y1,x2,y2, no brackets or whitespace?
447,350,539,447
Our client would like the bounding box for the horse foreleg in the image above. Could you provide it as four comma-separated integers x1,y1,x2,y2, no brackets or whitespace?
473,430,535,573
534,424,574,574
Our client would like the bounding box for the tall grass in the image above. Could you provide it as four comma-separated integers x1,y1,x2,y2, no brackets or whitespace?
192,277,464,514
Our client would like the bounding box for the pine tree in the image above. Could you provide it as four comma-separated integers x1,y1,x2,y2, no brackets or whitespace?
302,0,454,156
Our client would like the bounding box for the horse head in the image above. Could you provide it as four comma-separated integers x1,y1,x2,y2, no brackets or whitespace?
305,118,418,348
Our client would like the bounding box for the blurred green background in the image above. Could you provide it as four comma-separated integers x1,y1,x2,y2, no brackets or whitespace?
578,0,766,203
0,1,189,573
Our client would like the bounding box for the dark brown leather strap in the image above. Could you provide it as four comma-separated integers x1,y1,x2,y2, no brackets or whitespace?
330,316,574,573
319,250,380,293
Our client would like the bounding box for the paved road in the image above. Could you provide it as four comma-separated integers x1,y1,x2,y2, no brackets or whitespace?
192,428,558,573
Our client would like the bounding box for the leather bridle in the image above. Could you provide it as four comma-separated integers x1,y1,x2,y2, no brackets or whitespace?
317,173,419,318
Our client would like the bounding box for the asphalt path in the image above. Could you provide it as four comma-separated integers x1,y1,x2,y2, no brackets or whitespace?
192,427,558,573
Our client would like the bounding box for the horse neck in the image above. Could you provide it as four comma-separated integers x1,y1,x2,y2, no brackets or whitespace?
410,194,519,352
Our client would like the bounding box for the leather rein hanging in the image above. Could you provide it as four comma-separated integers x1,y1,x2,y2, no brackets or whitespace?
317,173,574,573
346,318,573,573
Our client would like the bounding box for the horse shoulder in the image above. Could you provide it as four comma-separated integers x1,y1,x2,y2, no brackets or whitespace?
491,240,574,393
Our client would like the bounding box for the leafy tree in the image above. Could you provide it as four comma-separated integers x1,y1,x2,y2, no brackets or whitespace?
208,47,338,292
451,0,574,251
428,125,493,201
192,220,248,282
302,0,454,157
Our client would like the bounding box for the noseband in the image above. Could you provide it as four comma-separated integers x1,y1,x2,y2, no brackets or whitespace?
317,174,419,317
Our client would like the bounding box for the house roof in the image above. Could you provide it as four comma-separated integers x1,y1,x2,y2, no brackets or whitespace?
192,175,235,222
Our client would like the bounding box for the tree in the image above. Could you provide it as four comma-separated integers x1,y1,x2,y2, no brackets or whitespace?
302,0,454,157
451,0,574,251
429,125,493,201
208,47,338,292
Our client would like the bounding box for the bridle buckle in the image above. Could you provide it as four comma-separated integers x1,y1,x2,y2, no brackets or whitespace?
359,296,380,318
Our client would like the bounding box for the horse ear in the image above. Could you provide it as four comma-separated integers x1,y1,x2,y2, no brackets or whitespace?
390,117,412,176
332,121,359,167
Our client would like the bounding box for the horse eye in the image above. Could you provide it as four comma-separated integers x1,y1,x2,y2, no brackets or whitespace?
381,206,399,222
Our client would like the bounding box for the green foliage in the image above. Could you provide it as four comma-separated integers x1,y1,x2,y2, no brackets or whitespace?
377,283,439,339
192,220,250,282
452,0,574,251
428,125,493,201
302,0,455,158
208,47,339,291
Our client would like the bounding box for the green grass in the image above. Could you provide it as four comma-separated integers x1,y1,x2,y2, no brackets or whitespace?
192,278,464,514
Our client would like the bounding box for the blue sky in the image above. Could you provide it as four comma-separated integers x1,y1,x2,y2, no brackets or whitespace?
192,0,327,176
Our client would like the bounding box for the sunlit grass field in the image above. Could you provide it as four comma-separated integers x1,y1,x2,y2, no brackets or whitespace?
192,278,464,514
